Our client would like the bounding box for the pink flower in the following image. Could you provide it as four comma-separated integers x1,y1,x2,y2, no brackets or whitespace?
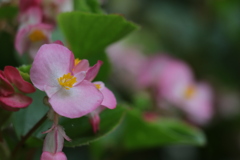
73,59,117,132
15,23,53,58
138,55,173,89
0,66,36,111
30,43,103,118
41,125,69,160
158,59,213,125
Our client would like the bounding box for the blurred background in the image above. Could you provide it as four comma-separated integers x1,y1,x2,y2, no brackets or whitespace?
103,0,240,160
1,0,240,160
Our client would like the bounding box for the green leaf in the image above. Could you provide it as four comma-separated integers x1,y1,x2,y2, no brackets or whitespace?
11,90,49,139
74,0,103,14
61,106,125,147
58,12,138,80
0,6,18,19
123,109,206,150
18,65,31,74
58,12,138,58
18,65,32,83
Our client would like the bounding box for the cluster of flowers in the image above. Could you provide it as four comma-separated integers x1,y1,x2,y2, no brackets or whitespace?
108,43,213,125
15,0,72,58
1,41,117,159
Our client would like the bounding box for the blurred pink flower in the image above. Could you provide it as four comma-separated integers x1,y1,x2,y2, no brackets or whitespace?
158,58,213,125
41,125,69,160
107,43,146,92
18,6,43,28
0,66,36,111
30,43,103,118
138,55,173,89
15,23,53,58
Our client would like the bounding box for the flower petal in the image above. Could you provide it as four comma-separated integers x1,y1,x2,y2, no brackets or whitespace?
30,43,74,91
15,26,31,55
49,80,103,118
85,60,103,81
73,59,89,74
93,81,116,109
0,93,32,109
43,126,64,153
4,66,35,93
0,71,14,96
74,71,86,86
40,152,67,160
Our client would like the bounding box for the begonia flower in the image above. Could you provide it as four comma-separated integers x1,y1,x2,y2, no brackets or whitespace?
0,66,35,111
15,23,53,58
41,125,69,160
158,59,213,125
30,43,103,118
73,59,117,132
138,55,173,89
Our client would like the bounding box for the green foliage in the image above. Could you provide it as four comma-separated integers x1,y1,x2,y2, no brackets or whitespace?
62,106,125,147
74,0,103,14
11,90,49,139
57,11,138,80
0,6,18,19
18,65,32,83
122,109,206,149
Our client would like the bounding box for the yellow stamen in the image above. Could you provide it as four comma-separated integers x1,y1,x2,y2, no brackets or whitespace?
184,85,195,99
94,84,101,90
74,58,81,66
29,30,46,42
58,73,77,90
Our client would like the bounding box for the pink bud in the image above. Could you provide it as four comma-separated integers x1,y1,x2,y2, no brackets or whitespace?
40,151,67,160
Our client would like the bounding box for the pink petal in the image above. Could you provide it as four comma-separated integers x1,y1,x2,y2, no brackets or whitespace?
53,40,64,46
89,113,100,133
18,6,42,26
85,60,103,81
15,26,31,55
30,44,74,91
182,83,213,125
4,66,36,93
49,80,103,118
0,71,14,96
93,82,117,109
44,85,61,98
40,152,67,160
74,71,86,86
73,59,89,74
0,93,32,109
43,126,64,153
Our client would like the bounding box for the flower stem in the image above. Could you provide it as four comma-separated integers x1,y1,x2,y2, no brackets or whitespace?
10,113,48,160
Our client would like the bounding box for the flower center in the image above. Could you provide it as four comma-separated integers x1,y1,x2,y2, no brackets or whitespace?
74,58,81,66
94,84,101,90
184,85,195,99
57,73,77,90
29,30,46,42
